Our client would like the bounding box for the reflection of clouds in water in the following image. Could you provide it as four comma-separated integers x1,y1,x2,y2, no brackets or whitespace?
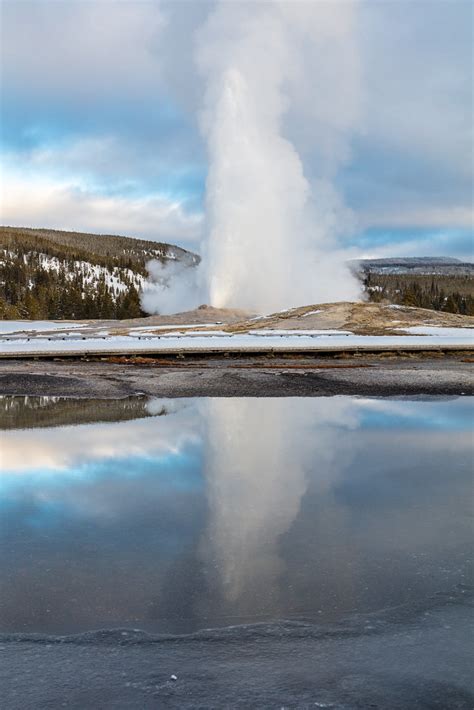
356,397,473,432
0,395,472,634
200,397,360,614
200,396,473,617
1,403,201,474
0,403,206,633
0,459,207,634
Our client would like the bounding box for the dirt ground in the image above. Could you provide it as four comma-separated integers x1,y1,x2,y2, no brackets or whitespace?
1,353,472,399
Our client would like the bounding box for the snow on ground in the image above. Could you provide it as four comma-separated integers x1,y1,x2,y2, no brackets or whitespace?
30,254,146,298
398,326,474,337
249,329,353,336
0,321,85,335
131,323,221,331
1,320,473,355
128,330,231,338
1,330,473,355
302,309,323,317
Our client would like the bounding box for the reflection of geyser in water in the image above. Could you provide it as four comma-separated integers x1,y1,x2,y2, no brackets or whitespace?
200,398,358,617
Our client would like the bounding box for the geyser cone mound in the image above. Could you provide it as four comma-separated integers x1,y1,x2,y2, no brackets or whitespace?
223,302,474,336
119,304,254,329
101,301,474,338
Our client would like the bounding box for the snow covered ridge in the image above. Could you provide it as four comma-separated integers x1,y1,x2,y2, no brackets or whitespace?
37,253,147,297
0,249,147,303
1,247,197,294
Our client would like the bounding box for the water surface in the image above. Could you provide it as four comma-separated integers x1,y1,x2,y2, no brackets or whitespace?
1,394,472,636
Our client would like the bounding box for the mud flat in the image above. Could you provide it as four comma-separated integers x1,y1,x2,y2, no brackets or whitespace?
0,353,473,398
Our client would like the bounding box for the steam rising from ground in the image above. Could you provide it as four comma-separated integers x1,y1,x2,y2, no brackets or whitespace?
142,0,362,315
140,260,204,315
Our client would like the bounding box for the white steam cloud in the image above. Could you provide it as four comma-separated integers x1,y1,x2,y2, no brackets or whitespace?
140,259,204,316
142,0,362,316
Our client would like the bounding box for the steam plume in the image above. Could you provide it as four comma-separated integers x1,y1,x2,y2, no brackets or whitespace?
142,0,363,315
140,259,204,315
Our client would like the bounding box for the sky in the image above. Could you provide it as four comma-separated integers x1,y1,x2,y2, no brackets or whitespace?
0,0,472,260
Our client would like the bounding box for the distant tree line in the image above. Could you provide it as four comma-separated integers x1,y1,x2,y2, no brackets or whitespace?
0,225,180,267
364,273,474,315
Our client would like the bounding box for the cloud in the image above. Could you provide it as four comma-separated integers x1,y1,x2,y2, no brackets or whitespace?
3,133,204,201
0,401,200,475
344,0,473,233
1,0,166,99
0,0,472,254
351,226,473,261
360,0,471,172
0,169,203,243
362,206,473,231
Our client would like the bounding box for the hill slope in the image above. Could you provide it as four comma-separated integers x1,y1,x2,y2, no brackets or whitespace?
353,257,473,314
0,226,198,320
1,226,472,319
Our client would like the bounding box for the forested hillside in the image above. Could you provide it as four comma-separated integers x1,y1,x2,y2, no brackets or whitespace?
356,258,474,315
1,227,472,319
0,226,198,320
362,273,474,315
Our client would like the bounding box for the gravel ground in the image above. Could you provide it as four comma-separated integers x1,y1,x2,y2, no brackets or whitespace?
0,354,472,398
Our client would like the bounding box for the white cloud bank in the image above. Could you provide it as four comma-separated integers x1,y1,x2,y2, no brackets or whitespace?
1,0,166,99
0,171,203,244
363,207,473,231
0,0,472,258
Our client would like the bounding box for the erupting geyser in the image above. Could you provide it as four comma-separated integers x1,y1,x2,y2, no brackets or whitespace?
142,0,363,315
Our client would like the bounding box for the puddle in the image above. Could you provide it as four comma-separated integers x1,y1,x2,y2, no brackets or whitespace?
0,395,472,636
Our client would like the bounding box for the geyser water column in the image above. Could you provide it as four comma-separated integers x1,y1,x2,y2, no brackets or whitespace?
196,0,362,313
202,66,310,313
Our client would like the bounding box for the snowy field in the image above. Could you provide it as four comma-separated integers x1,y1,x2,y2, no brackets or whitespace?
0,321,473,356
0,321,86,335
